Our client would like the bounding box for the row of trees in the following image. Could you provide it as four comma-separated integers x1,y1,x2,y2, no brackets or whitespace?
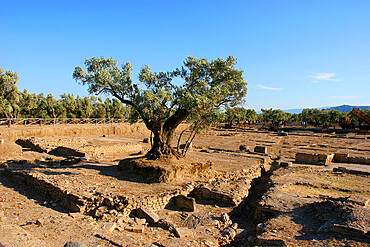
225,107,370,126
1,67,366,126
0,69,129,119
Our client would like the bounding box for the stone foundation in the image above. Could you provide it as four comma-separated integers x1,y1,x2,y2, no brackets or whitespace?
295,152,334,165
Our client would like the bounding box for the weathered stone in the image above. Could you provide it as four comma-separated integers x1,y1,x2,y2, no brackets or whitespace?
239,145,249,152
334,153,349,163
62,198,82,213
279,161,292,168
63,241,88,247
124,225,145,233
254,146,267,154
347,155,370,165
174,227,193,238
173,195,196,212
220,213,232,226
136,207,159,224
94,206,109,218
295,152,334,165
347,195,369,207
118,216,135,225
329,224,367,237
103,222,116,233
220,224,237,244
134,217,146,225
190,187,235,206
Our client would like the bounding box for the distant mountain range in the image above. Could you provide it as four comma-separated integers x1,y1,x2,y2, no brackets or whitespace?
283,105,370,114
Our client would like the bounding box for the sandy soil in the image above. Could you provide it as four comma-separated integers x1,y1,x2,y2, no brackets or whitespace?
0,123,369,246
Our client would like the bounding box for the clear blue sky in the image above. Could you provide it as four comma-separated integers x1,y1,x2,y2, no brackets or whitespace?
1,0,369,111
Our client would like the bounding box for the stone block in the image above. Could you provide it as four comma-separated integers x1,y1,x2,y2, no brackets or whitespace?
347,155,370,165
103,222,117,233
136,207,160,224
62,198,82,213
239,145,249,152
190,187,235,206
295,152,334,165
173,195,196,212
334,153,349,163
135,217,146,225
279,161,292,168
174,227,193,238
254,146,267,154
124,225,145,233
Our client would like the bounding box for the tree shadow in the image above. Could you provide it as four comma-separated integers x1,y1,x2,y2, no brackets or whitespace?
77,157,158,184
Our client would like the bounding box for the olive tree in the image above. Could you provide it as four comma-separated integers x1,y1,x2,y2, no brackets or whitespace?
0,68,20,118
73,56,247,159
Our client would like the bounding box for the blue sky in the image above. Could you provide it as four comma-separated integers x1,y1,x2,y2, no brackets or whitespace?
1,0,369,111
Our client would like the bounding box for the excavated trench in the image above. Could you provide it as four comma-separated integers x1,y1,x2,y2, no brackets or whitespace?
220,167,275,246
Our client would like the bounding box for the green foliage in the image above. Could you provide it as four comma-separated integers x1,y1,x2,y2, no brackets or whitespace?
260,108,290,122
225,107,258,125
0,68,21,118
73,56,247,158
300,108,344,126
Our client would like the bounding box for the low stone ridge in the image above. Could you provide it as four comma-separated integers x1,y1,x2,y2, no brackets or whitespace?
295,152,334,165
254,146,268,154
334,152,370,165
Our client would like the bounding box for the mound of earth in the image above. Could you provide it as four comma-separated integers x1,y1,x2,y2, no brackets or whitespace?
118,157,215,183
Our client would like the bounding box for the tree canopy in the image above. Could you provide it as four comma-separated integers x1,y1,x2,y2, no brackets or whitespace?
0,68,20,118
73,56,248,159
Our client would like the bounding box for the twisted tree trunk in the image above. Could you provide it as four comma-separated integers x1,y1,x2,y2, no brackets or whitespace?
146,109,189,160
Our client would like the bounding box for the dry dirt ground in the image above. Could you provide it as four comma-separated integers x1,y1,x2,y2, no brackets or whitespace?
0,123,369,247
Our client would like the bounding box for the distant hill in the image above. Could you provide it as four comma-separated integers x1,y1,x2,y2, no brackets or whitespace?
283,105,370,114
325,105,370,112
